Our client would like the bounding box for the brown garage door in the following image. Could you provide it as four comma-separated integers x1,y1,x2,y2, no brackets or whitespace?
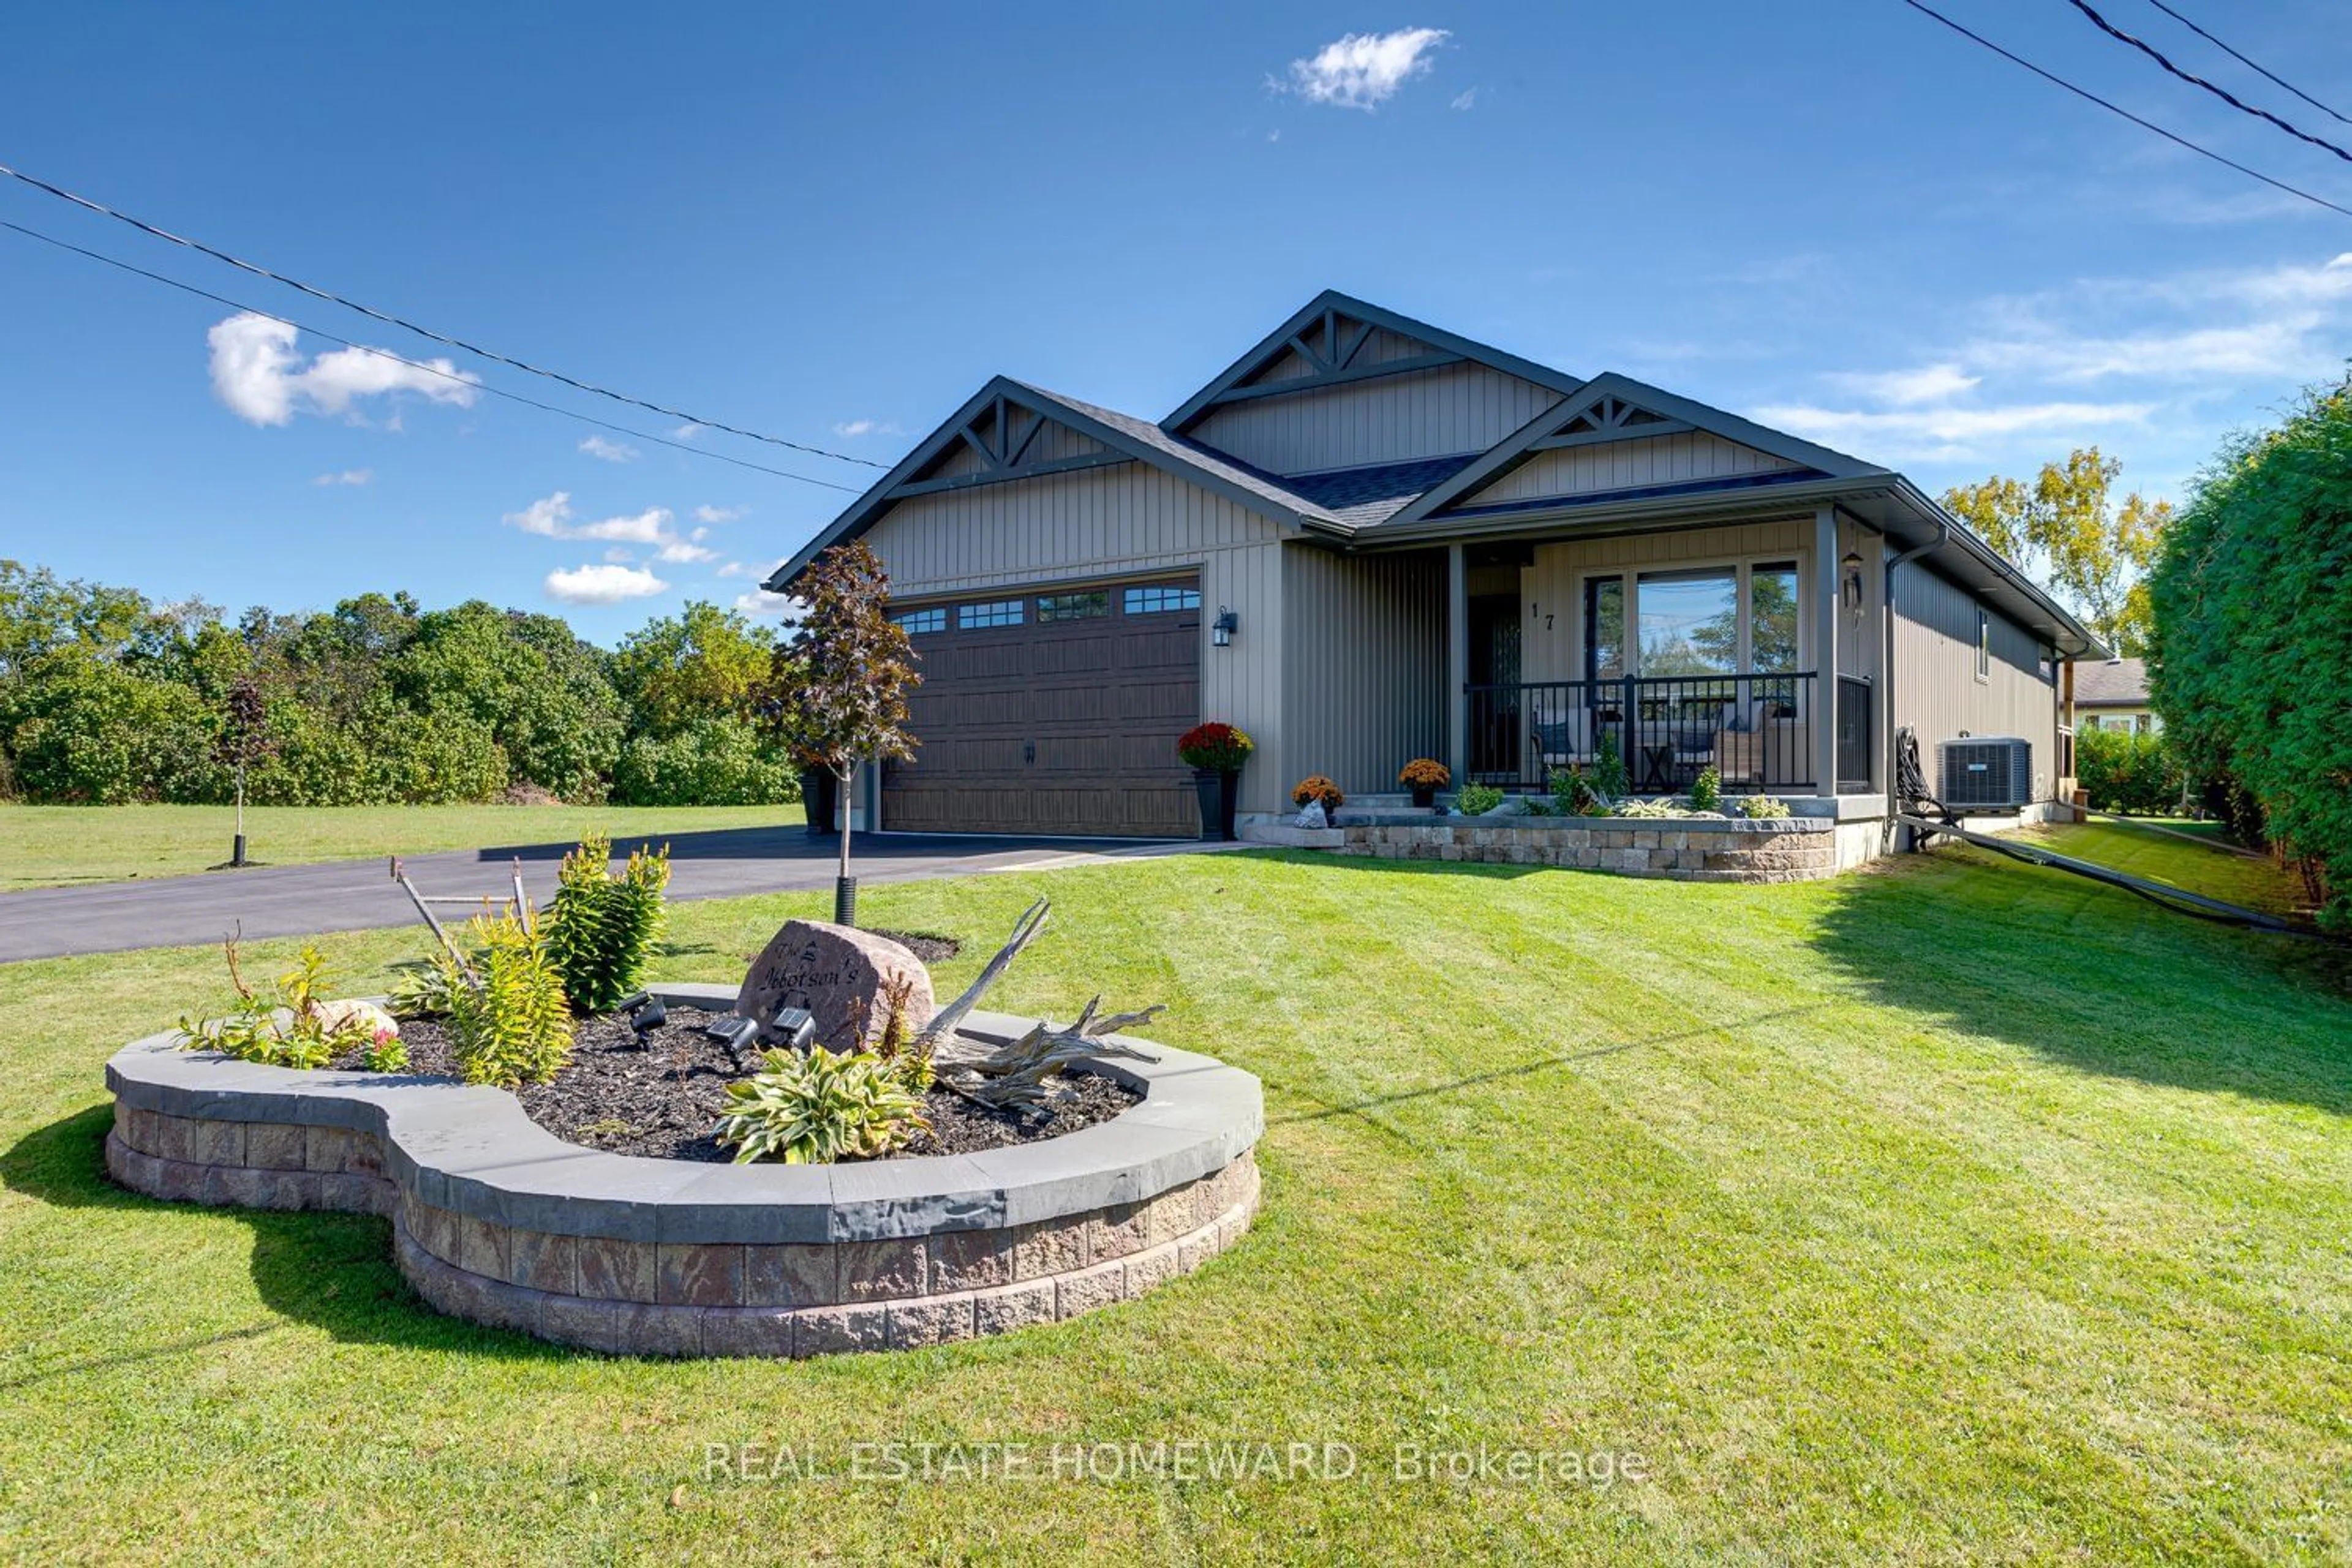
882,576,1201,837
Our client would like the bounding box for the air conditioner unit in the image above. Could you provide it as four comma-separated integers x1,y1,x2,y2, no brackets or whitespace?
1939,737,2034,811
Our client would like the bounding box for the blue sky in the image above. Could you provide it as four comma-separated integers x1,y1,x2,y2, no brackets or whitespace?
4,1,2348,641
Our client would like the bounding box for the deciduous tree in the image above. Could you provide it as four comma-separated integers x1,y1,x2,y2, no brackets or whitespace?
1942,448,2171,656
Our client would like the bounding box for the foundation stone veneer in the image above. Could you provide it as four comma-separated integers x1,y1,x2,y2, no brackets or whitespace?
105,985,1259,1358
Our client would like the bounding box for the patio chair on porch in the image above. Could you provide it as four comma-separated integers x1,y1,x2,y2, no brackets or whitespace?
1713,700,1771,789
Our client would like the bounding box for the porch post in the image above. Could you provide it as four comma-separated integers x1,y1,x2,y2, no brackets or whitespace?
1447,543,1469,782
1813,505,1841,795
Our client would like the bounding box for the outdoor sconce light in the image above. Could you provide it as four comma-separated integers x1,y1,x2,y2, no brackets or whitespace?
768,1005,818,1053
1212,607,1238,648
1841,551,1865,616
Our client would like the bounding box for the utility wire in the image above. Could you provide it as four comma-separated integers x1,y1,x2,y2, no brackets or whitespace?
1896,0,2352,220
2143,0,2352,128
0,157,890,469
0,217,864,494
2064,0,2352,165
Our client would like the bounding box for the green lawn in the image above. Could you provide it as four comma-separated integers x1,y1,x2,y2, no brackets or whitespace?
3,831,2348,1562
0,803,803,891
2015,818,2307,920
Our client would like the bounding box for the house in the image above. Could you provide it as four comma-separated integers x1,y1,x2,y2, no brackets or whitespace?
2073,657,2159,734
771,291,2103,842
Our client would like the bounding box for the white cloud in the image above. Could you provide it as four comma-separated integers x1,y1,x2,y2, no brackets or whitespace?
694,504,744,524
578,435,638,462
602,546,636,564
504,492,576,537
1450,87,1480,111
732,587,796,620
716,556,786,580
501,492,680,546
657,540,718,564
1283,28,1449,111
208,313,478,426
1825,364,1980,405
1754,399,2156,463
829,418,899,439
545,564,668,605
311,469,374,486
671,423,701,441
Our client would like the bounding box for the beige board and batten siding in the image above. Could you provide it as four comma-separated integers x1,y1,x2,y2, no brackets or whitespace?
859,458,1292,814
1891,562,2060,801
1458,432,1802,509
1188,360,1563,476
1281,546,1448,801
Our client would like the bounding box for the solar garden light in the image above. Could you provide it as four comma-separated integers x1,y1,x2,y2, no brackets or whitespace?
769,1005,818,1053
624,992,666,1042
702,1014,761,1069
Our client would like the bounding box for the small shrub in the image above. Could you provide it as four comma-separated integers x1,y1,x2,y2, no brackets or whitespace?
1176,722,1254,771
713,1047,931,1164
439,911,573,1088
1522,796,1555,816
1593,731,1627,801
1291,775,1344,810
1740,795,1793,820
1548,766,1605,816
1689,765,1722,815
544,834,673,1014
177,939,378,1070
362,1028,409,1072
1398,758,1450,789
1454,782,1504,816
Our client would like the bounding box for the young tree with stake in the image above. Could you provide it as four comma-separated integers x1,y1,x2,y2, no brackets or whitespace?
217,673,275,868
763,542,919,925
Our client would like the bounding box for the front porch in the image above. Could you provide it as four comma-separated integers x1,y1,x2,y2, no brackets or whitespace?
1434,503,1887,802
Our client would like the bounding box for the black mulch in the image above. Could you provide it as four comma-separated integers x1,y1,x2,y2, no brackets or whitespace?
356,995,1138,1164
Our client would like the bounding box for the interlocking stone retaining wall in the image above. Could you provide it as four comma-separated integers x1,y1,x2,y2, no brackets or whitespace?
1338,813,1853,883
105,988,1262,1358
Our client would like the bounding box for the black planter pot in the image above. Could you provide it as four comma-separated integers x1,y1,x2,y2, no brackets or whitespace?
1193,767,1240,842
800,769,839,837
1409,785,1436,809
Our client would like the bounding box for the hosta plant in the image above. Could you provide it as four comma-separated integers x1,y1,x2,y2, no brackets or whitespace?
544,833,673,1014
1740,795,1793,820
714,1047,931,1164
437,910,573,1088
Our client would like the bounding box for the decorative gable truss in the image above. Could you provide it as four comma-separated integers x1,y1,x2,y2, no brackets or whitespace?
1384,373,1885,527
891,390,1123,499
1207,305,1464,406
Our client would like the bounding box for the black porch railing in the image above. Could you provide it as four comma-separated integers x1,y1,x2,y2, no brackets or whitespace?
1465,672,1874,796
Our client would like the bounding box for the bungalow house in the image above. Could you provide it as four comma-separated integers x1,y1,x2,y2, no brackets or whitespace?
771,291,2103,842
2073,657,2159,734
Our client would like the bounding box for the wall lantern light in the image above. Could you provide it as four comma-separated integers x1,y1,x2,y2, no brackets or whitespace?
1212,607,1238,648
1841,551,1865,615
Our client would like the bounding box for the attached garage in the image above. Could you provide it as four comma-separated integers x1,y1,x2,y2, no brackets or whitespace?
882,576,1202,837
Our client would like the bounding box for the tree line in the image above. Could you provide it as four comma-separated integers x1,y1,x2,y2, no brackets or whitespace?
0,559,801,807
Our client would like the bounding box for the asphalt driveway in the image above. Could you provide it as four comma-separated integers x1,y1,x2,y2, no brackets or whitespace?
0,826,1205,962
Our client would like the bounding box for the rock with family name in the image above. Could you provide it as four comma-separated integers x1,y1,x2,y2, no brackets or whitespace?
735,919,935,1052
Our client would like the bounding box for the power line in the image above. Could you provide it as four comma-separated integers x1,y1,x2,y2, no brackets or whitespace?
2143,0,2352,128
0,217,865,494
0,157,890,469
1895,0,2352,220
2065,0,2352,165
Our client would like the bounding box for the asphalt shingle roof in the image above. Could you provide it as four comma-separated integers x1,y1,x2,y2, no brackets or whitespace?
1008,382,1344,526
1281,455,1483,527
2075,657,2150,705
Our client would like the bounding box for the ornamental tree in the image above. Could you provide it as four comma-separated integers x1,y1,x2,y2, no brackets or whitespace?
767,541,920,895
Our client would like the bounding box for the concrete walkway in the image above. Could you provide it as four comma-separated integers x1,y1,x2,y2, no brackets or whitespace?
0,826,1231,963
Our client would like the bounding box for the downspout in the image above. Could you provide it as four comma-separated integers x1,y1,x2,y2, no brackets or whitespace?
1882,519,1950,828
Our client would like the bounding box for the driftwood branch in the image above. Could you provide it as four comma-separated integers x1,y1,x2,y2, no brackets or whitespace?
946,995,1165,1110
916,897,1050,1058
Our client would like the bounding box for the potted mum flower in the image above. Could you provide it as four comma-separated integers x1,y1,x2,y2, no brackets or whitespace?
1398,758,1449,809
1177,722,1254,842
1291,775,1344,820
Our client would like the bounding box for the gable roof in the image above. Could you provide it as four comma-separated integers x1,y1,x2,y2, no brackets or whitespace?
765,375,1340,590
1381,371,1888,530
1161,289,1585,435
2075,657,2150,705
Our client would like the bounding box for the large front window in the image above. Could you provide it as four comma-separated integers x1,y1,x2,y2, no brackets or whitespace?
1584,559,1803,678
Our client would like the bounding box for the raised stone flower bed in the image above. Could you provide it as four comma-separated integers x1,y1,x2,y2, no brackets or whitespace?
1335,811,1860,882
104,982,1262,1357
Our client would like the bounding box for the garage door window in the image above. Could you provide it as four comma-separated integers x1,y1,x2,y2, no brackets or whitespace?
1038,590,1109,622
892,607,946,635
1124,585,1201,614
958,600,1025,630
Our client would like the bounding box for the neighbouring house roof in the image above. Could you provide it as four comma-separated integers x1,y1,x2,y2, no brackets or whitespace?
2075,657,2150,706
